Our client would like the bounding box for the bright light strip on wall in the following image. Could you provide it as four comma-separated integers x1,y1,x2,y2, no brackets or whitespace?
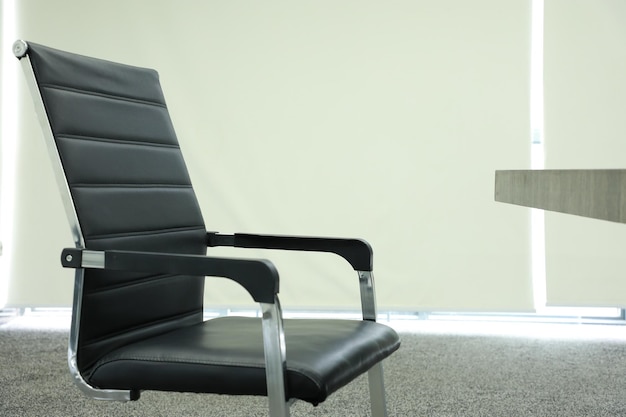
530,0,547,311
0,0,18,309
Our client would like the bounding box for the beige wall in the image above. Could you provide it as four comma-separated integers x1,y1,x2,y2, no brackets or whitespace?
2,0,533,311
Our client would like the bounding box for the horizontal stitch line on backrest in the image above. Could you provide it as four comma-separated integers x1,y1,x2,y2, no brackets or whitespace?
57,134,180,149
85,225,206,241
41,83,167,108
71,184,193,189
94,355,267,370
80,309,200,348
84,272,180,295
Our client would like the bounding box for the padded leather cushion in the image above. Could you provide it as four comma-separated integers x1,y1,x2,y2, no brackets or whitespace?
26,42,208,371
87,316,400,405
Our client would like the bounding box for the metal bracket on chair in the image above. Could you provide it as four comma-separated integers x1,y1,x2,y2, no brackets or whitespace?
358,271,378,322
61,248,105,269
13,40,29,59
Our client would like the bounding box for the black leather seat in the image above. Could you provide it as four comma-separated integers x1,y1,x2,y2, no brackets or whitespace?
14,40,400,416
89,318,396,405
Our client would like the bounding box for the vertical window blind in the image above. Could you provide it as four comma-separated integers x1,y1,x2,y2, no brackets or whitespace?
544,0,626,307
4,0,532,311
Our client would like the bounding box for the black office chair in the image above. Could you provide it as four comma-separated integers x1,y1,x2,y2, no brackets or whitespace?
13,40,400,417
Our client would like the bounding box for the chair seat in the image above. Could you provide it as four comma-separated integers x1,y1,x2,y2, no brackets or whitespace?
86,316,400,405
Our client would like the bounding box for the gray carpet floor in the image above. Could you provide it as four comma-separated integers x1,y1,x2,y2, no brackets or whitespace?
2,318,626,416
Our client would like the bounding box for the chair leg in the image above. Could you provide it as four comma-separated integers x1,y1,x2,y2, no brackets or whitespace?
261,301,291,417
367,362,388,417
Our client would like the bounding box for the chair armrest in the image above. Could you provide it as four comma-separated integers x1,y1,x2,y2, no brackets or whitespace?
60,248,279,303
206,232,373,271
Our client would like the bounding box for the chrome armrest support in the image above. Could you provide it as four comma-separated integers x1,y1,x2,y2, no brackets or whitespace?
261,299,291,417
358,270,378,322
358,270,388,417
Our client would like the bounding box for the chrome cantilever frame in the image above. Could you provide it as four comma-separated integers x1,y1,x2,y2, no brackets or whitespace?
13,40,133,402
359,271,388,417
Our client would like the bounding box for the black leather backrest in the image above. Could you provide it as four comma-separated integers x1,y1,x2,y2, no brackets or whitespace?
26,43,208,372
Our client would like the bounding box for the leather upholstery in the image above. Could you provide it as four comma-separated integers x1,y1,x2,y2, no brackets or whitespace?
88,317,400,405
25,42,400,405
28,42,207,371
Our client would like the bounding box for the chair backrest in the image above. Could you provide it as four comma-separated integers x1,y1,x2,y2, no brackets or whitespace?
23,42,208,372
